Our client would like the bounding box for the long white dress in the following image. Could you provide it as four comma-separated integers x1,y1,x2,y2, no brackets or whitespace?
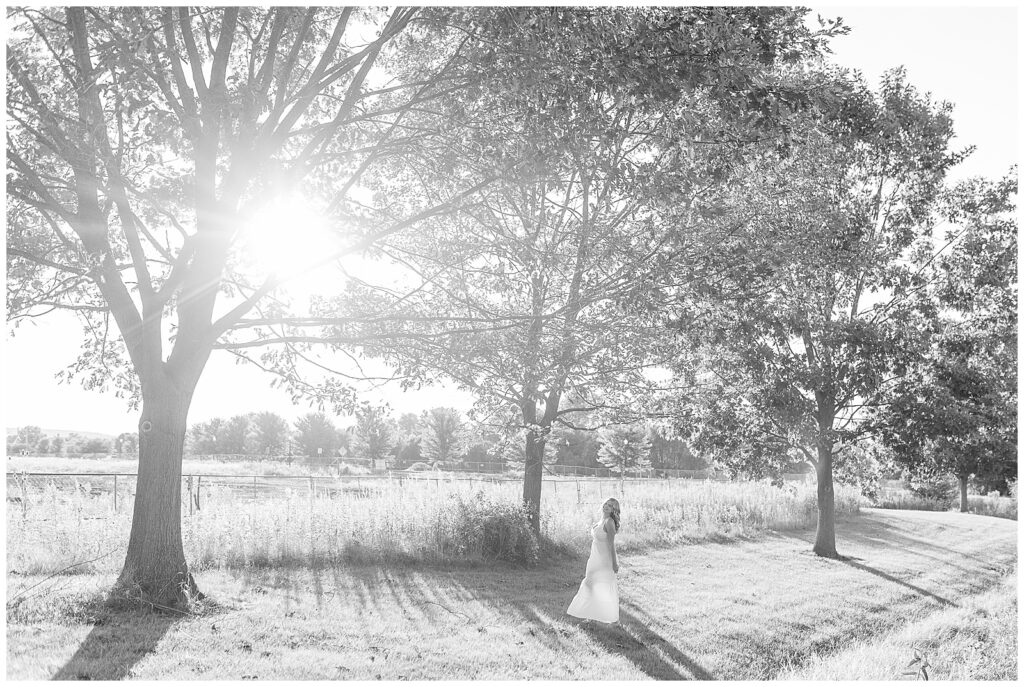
566,518,619,623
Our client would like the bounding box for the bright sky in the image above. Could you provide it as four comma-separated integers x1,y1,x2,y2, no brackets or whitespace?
4,5,1019,436
819,4,1018,182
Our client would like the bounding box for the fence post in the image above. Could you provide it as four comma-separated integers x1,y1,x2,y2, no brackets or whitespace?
309,476,315,559
113,474,118,513
196,475,201,511
576,479,582,505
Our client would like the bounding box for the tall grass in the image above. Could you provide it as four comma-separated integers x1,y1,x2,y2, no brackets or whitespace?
7,477,861,575
873,490,1017,520
7,455,362,477
873,491,951,512
964,494,1017,520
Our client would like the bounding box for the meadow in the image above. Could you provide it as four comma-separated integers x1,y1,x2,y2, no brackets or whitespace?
7,509,1016,680
874,489,1018,520
7,473,862,574
7,464,1016,680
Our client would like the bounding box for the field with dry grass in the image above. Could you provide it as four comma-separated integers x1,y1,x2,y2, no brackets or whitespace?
7,474,862,573
7,508,1016,680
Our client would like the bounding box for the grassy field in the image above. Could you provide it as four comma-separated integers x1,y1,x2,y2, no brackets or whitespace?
6,508,1015,680
7,474,861,574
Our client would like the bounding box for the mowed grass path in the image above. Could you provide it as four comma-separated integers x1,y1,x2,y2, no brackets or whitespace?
7,509,1016,680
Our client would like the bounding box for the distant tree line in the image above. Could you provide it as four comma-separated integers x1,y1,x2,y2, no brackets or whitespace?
179,404,704,473
5,425,130,455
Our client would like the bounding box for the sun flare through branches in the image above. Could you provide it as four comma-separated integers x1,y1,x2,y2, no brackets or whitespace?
239,194,343,290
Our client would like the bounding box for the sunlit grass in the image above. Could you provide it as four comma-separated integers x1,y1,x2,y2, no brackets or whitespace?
7,477,862,575
777,572,1017,681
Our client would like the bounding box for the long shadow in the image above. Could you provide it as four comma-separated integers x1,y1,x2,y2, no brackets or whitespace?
772,517,1007,572
317,552,716,680
838,557,956,608
576,606,714,680
457,554,716,681
52,610,176,680
776,526,985,580
771,523,974,609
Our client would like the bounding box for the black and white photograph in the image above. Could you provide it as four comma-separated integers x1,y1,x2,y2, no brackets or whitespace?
5,2,1018,681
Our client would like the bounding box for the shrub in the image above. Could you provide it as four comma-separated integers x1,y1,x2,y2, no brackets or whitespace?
908,474,957,502
450,492,539,566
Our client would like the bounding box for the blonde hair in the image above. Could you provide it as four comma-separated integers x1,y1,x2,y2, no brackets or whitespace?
603,498,620,532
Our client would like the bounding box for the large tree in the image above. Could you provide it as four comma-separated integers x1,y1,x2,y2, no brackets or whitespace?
6,6,490,605
669,69,965,557
322,7,846,532
876,173,1017,508
221,413,251,454
597,425,653,476
293,411,339,459
250,410,290,457
351,402,395,463
420,407,464,466
187,417,225,455
115,431,139,454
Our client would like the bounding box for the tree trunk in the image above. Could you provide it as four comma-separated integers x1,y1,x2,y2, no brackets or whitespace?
522,428,545,534
959,475,969,513
114,376,199,608
812,437,839,558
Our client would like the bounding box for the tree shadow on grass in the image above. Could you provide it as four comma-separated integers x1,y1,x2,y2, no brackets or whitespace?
769,517,1004,609
775,515,1005,573
52,609,177,680
417,555,715,680
236,551,716,680
487,557,715,680
836,558,956,608
566,605,715,680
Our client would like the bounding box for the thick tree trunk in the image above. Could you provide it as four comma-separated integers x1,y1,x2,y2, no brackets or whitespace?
523,429,545,534
812,437,839,558
959,475,969,513
114,377,199,608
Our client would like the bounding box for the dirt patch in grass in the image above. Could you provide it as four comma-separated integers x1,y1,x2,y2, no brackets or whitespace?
7,508,1015,680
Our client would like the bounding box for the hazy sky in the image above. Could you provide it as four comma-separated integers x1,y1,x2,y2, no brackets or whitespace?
4,5,1019,436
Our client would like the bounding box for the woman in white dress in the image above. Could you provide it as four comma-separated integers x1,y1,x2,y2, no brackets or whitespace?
566,498,620,624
